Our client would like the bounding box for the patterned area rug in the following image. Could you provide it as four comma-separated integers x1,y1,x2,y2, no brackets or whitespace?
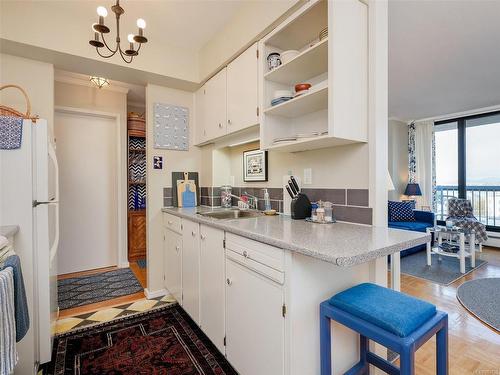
400,251,487,286
457,278,500,331
58,268,143,310
47,304,238,375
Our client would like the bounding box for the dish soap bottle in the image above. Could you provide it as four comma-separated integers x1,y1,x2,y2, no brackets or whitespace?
263,188,272,211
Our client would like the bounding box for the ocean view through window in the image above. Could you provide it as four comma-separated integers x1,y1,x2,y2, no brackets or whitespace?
435,112,500,230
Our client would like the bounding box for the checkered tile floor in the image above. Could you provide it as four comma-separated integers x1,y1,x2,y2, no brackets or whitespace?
55,295,176,334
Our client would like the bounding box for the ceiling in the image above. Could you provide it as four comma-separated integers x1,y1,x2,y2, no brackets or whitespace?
389,0,500,121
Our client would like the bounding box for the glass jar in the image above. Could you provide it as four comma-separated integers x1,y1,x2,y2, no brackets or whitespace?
324,201,333,222
220,185,232,208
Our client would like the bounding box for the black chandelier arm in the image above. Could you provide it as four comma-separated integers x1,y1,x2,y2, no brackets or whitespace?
100,32,119,54
95,47,117,59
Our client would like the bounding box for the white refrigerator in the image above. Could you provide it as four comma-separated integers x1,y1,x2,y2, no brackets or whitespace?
0,118,59,371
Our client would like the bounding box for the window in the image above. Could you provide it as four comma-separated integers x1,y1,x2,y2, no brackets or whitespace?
435,112,500,231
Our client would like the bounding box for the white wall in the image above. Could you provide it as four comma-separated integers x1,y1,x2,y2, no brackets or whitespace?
145,84,201,294
54,81,129,269
0,53,54,132
213,141,369,189
388,119,408,200
198,0,300,80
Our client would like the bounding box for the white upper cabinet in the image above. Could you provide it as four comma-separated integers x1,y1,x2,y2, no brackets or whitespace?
227,42,259,135
194,84,207,145
206,68,228,141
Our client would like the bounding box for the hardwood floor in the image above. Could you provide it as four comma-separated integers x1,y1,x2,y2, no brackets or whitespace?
57,262,147,318
396,247,500,374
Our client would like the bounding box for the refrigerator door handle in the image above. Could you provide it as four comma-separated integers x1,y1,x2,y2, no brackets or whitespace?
33,199,59,207
47,139,60,263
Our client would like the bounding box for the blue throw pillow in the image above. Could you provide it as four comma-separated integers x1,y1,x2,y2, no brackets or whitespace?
388,201,415,222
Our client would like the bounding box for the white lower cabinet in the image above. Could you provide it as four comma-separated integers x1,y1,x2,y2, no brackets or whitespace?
163,227,183,304
225,252,285,375
199,224,225,353
182,219,200,324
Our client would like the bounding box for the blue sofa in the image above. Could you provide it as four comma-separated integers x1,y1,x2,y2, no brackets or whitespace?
388,210,435,257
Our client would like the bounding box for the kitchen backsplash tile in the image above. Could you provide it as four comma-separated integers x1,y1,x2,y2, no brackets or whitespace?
346,189,369,207
167,186,370,224
301,188,346,205
332,205,372,225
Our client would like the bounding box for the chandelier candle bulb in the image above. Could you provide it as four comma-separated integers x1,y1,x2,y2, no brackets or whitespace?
97,6,108,17
137,18,146,29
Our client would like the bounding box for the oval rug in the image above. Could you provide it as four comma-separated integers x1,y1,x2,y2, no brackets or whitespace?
456,278,500,332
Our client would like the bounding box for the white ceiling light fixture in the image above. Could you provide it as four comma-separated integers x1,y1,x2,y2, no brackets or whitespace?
89,0,148,64
89,76,110,89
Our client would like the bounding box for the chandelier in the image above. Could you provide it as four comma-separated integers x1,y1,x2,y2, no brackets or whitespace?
89,0,148,64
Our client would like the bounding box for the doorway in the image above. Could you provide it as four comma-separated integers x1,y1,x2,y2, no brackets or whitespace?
55,109,120,274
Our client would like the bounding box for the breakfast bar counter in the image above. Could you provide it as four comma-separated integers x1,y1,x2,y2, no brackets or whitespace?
161,206,429,266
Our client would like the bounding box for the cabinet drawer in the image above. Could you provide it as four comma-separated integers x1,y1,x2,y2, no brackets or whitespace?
162,212,182,233
225,233,284,272
226,248,284,285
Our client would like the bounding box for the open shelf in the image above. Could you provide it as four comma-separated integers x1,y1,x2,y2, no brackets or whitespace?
267,134,356,153
264,86,328,118
264,38,328,85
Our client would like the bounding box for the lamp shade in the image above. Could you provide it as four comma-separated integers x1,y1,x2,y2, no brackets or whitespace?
387,171,395,191
404,183,422,196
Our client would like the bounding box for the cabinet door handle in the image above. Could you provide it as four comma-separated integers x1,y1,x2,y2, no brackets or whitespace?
200,234,206,240
226,278,232,285
175,246,180,253
168,220,173,225
218,123,223,128
227,119,231,125
191,231,196,237
243,250,250,259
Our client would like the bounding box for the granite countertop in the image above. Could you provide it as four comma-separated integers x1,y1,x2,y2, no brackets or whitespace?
162,207,430,267
0,225,19,238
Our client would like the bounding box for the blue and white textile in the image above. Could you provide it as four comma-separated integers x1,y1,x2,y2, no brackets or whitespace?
388,201,415,222
0,255,29,341
447,198,488,243
0,116,23,150
0,267,17,375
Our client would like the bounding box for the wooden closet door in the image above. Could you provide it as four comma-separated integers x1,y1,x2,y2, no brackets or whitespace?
128,211,146,261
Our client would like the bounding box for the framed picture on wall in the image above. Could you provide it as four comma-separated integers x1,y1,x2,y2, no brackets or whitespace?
243,149,268,182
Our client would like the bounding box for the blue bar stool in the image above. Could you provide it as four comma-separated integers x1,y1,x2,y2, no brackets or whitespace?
320,283,448,375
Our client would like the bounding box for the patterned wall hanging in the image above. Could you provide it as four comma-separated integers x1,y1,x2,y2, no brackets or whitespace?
153,102,189,151
408,122,416,183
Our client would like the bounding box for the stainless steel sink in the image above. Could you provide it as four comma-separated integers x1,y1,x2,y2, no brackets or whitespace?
198,209,264,220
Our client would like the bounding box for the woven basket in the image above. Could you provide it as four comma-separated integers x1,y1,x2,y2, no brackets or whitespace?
0,84,38,121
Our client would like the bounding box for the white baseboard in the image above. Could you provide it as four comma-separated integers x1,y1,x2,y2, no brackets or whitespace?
118,261,130,268
485,232,500,248
144,288,169,299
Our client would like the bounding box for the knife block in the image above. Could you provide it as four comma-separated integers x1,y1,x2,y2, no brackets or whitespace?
290,193,312,220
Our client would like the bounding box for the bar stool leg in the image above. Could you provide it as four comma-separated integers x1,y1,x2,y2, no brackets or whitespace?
359,335,369,374
320,307,332,375
436,317,448,375
400,346,415,375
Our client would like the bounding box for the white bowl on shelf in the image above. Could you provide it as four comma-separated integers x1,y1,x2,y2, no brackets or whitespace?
281,50,300,64
273,90,293,100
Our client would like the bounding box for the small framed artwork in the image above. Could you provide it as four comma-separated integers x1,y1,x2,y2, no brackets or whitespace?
243,149,268,182
153,156,163,169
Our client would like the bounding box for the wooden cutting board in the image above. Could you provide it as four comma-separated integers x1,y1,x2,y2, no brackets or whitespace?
177,172,197,208
172,172,199,207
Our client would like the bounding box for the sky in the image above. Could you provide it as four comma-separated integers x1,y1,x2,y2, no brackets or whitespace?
435,122,500,186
